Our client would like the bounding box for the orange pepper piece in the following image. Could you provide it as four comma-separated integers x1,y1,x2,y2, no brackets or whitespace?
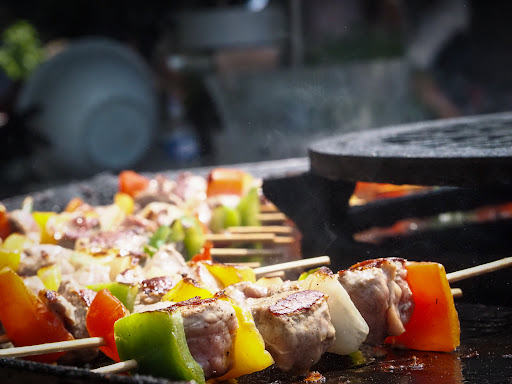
0,267,74,363
190,241,213,263
386,261,460,352
206,168,251,197
118,170,150,197
0,205,11,240
86,288,130,362
64,197,86,213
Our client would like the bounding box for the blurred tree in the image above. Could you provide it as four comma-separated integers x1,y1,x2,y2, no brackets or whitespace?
0,20,44,81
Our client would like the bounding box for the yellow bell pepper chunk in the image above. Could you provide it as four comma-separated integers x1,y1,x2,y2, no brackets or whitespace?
37,264,62,291
162,278,213,302
0,249,20,271
3,233,33,251
114,192,135,216
203,262,256,288
216,300,274,380
32,212,57,244
0,233,34,272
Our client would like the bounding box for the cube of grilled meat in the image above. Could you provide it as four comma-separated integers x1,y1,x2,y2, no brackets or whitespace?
46,212,101,248
246,290,335,373
134,175,184,208
223,281,269,304
37,279,98,363
17,244,76,277
338,258,414,346
177,297,238,379
84,227,150,258
22,275,46,295
136,297,238,380
136,202,184,227
7,209,41,242
136,276,176,305
143,244,187,279
57,279,97,339
181,262,223,293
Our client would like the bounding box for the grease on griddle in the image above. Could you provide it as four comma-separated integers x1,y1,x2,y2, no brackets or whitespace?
377,356,425,373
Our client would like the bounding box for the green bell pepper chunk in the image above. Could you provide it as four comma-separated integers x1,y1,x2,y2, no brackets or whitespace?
298,267,322,281
114,309,205,383
181,216,205,260
237,187,261,226
210,205,240,233
169,219,185,243
148,226,172,250
87,282,138,312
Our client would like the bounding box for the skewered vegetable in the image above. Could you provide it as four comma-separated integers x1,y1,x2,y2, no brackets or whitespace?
0,267,74,363
86,288,130,362
385,261,460,352
114,309,205,383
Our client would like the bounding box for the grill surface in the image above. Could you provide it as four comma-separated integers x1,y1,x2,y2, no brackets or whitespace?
309,111,512,186
2,303,510,383
2,146,512,382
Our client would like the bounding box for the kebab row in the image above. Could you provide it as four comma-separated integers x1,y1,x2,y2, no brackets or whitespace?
4,251,507,383
1,168,511,382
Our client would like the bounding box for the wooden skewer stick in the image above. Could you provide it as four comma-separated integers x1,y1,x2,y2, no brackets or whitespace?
451,288,463,298
224,262,262,268
254,256,331,277
205,233,276,243
92,359,138,374
0,337,104,358
206,233,295,245
257,212,287,223
210,248,282,257
259,204,279,213
446,257,512,283
227,226,293,235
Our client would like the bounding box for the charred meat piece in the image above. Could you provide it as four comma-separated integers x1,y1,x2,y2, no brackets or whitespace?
247,290,335,373
136,202,184,227
17,244,75,277
143,244,187,279
223,281,269,304
57,278,96,339
84,227,150,258
46,212,101,248
181,261,223,293
136,297,238,380
338,258,415,346
7,209,40,242
136,276,176,305
176,297,238,379
37,279,99,363
134,175,184,208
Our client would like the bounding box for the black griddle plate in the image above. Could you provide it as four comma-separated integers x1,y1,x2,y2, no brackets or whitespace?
309,111,512,186
2,303,511,384
2,158,512,383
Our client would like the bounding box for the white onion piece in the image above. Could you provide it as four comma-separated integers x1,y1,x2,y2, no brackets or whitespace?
300,270,369,355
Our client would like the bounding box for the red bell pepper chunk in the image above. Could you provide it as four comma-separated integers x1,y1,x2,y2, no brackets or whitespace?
0,267,74,363
190,241,213,262
86,288,130,362
0,205,11,240
385,261,460,352
118,170,150,198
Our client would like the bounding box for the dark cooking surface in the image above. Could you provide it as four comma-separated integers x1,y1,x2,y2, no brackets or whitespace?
2,152,512,382
309,111,512,186
1,303,511,383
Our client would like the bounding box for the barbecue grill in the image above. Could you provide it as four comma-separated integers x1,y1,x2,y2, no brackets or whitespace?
2,112,512,383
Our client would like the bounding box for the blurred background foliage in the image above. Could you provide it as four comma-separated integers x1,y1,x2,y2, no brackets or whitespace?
0,20,45,81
